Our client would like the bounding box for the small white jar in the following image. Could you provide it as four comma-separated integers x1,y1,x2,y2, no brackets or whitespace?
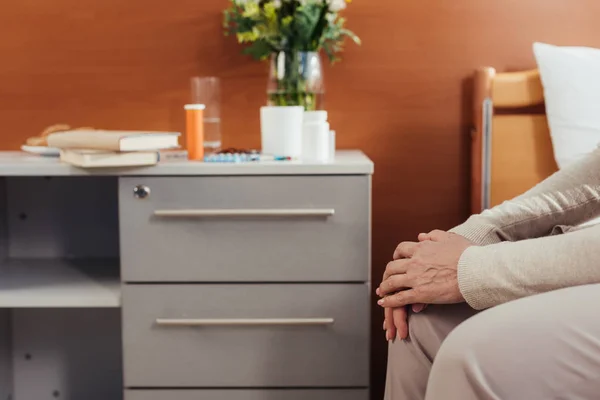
302,111,331,163
329,130,336,161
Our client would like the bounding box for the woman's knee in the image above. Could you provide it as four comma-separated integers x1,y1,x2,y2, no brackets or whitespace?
385,304,478,400
428,287,600,400
387,309,443,374
426,310,502,400
408,303,478,357
385,307,463,400
427,294,563,399
388,303,478,372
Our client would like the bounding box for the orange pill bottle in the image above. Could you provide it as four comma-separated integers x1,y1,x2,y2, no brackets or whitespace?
184,104,206,160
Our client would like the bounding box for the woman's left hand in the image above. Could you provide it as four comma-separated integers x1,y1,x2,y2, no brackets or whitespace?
377,231,475,308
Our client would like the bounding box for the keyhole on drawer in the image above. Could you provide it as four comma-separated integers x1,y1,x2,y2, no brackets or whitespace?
52,390,60,398
24,353,32,360
18,213,27,221
133,185,150,199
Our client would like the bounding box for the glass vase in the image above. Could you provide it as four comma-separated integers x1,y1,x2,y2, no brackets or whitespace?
267,51,325,111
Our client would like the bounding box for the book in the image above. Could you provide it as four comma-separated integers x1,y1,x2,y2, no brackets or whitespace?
47,130,180,152
159,149,188,161
60,149,159,168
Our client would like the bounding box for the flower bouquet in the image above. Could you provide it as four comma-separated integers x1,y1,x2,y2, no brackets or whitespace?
223,0,360,110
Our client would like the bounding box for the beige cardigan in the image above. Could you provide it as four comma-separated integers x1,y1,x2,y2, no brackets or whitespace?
450,146,600,310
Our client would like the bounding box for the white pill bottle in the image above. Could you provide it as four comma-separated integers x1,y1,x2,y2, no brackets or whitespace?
302,111,332,163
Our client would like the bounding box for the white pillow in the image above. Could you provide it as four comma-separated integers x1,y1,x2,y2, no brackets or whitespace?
533,42,600,169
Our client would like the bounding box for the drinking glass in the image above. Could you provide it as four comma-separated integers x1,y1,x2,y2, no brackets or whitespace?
190,77,221,154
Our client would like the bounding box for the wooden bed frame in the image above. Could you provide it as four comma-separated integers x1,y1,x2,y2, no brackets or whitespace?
471,68,558,214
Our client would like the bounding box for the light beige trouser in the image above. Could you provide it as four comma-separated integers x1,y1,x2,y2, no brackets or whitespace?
384,284,600,400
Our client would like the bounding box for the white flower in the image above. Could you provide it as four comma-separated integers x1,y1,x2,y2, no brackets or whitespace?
273,0,282,7
327,0,347,12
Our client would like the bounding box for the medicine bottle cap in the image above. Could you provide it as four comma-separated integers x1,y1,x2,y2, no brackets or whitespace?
303,111,328,123
184,104,206,110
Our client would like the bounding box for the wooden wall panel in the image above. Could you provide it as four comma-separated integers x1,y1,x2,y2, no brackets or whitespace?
3,0,600,398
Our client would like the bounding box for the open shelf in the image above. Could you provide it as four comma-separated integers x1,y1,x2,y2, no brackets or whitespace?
0,258,120,308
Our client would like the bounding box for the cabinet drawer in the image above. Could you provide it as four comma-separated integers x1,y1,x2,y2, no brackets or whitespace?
122,284,369,388
125,389,369,400
119,176,370,282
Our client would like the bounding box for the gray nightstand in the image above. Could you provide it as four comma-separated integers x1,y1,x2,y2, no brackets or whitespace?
0,151,373,400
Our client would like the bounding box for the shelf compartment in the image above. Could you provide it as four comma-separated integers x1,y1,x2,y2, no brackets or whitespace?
0,258,120,308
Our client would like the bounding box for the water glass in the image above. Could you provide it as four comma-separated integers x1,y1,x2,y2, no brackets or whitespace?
190,77,221,154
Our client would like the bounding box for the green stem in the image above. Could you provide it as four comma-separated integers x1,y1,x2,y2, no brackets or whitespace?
268,52,319,110
268,92,316,110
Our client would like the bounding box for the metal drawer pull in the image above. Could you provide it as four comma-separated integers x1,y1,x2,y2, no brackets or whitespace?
153,209,335,218
155,318,335,327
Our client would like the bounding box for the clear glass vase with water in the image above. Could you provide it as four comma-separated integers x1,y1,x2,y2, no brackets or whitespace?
191,77,222,154
267,51,325,111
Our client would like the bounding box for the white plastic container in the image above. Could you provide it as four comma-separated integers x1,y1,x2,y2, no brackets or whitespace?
260,106,304,158
329,130,336,161
302,111,331,163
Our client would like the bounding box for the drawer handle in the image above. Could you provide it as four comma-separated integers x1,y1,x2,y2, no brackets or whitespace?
153,209,335,218
155,318,335,327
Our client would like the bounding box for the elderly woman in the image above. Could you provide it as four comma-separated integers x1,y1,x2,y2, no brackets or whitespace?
379,147,600,400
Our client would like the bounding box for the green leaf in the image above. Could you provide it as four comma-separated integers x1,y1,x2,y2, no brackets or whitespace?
242,39,274,60
322,41,336,63
294,4,322,51
341,28,361,45
309,5,329,49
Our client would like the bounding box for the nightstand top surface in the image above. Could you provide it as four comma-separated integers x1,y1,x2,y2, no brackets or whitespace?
0,150,373,176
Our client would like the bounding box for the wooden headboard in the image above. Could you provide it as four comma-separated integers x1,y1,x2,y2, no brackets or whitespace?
471,68,559,214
